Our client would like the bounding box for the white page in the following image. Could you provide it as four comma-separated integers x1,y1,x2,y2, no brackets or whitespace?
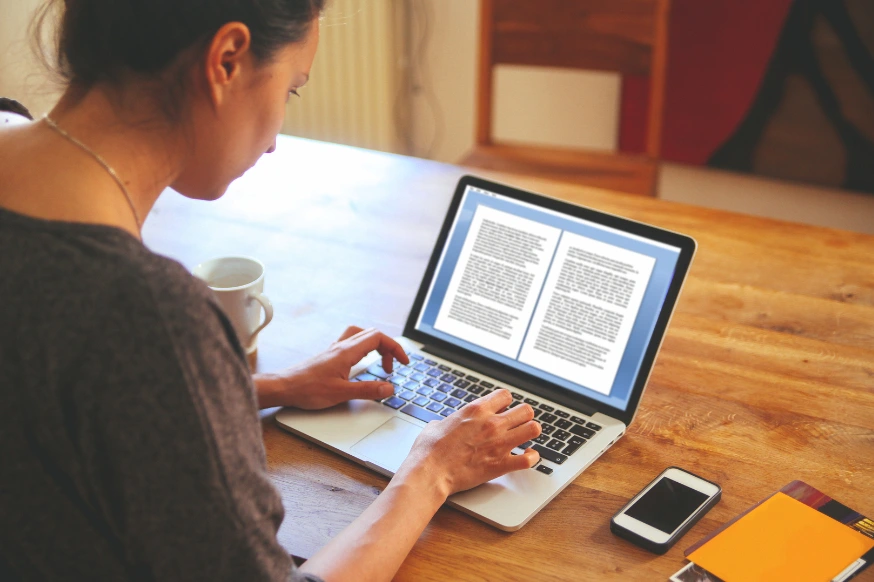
518,232,656,394
434,205,561,358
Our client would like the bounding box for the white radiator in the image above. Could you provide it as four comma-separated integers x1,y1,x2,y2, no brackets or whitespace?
281,0,403,153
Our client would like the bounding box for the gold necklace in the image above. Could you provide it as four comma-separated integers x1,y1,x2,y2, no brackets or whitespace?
43,116,142,230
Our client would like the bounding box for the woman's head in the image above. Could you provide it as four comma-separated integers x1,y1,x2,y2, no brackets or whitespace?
38,0,325,199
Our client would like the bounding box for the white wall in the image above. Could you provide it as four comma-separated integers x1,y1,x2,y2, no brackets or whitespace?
0,0,62,117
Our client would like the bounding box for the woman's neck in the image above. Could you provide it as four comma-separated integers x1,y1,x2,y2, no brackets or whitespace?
0,84,187,238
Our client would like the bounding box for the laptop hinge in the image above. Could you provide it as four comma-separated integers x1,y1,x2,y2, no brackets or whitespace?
421,344,599,417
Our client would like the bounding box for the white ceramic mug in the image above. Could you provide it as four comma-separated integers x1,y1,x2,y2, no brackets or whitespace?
193,256,274,355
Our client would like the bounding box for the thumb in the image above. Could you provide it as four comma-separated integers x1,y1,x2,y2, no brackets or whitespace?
340,380,395,401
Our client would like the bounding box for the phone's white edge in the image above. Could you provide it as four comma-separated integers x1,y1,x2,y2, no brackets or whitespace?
612,467,719,544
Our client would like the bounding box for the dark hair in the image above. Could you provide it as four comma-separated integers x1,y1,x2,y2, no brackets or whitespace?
42,0,325,87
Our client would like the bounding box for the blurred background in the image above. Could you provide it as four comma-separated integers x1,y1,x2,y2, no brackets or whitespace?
2,0,873,234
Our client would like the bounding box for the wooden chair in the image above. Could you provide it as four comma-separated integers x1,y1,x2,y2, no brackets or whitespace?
461,0,671,196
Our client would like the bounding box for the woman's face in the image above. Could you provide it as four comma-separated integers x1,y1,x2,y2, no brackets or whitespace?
173,18,320,200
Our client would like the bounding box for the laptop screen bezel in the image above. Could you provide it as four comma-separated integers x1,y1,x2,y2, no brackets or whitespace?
403,175,696,426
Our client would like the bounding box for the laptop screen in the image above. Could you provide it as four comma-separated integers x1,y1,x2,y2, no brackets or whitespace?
411,180,688,414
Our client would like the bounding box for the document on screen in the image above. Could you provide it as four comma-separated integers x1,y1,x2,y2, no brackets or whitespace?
518,232,656,394
433,205,561,358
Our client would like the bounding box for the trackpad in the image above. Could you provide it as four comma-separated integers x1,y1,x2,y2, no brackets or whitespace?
351,416,422,473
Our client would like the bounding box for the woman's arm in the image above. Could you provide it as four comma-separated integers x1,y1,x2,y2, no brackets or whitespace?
299,390,540,582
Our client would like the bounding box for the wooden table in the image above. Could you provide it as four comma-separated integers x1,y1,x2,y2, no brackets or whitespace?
144,135,874,581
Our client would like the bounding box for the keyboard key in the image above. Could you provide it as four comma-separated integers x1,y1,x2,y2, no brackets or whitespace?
480,381,494,388
555,419,572,430
437,383,453,393
444,397,462,408
568,436,585,447
536,465,553,475
466,375,480,382
534,434,550,444
480,389,493,398
532,409,542,418
411,373,426,382
439,408,454,417
453,369,466,376
416,386,434,396
546,439,565,451
423,378,439,388
540,413,557,424
538,404,554,412
464,394,478,403
355,373,379,382
426,401,444,413
518,440,533,449
367,363,390,379
542,425,556,435
571,425,596,439
532,444,567,465
562,442,583,456
571,416,586,424
440,373,457,383
382,396,405,409
399,390,416,401
413,396,430,407
431,392,447,402
403,381,419,391
426,368,442,378
586,422,602,431
510,392,523,400
509,401,522,408
390,376,406,386
524,398,539,406
553,430,571,441
413,363,430,372
451,389,468,399
438,364,451,371
424,359,437,366
400,403,443,423
467,384,483,395
555,410,570,419
409,353,423,361
397,367,412,377
454,379,471,389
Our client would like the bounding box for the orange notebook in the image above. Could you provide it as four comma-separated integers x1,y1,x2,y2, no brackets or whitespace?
687,492,874,582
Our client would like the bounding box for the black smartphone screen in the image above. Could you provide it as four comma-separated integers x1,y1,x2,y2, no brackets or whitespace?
624,477,710,534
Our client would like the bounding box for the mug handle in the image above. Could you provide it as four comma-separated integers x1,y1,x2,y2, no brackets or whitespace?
249,292,274,342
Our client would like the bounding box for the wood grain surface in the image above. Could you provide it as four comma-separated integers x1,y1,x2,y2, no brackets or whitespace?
143,135,874,581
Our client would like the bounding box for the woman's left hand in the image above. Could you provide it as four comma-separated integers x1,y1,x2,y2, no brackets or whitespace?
253,326,409,410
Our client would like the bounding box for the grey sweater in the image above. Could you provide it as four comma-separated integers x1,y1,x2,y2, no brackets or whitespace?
0,206,321,582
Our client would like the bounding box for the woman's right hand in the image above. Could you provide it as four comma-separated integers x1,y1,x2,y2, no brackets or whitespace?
398,389,542,498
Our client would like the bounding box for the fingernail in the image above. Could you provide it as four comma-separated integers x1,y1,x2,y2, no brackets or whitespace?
380,384,394,397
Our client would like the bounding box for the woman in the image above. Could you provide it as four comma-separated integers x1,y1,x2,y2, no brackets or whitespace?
0,1,541,580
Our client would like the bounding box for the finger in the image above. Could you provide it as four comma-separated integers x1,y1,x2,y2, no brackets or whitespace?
504,447,541,472
335,380,394,402
337,326,366,342
499,402,535,427
346,328,409,370
478,388,514,414
504,419,542,447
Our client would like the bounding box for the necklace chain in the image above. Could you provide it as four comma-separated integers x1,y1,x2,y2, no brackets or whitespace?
43,116,142,230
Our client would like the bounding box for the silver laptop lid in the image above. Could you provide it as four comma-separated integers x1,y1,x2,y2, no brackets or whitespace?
403,176,696,426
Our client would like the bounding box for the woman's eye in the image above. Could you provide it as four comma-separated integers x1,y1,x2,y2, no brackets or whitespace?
288,89,301,99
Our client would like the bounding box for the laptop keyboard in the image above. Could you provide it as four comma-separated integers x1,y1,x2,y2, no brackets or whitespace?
352,350,602,473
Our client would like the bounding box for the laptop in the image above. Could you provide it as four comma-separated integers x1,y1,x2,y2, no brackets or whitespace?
276,175,696,531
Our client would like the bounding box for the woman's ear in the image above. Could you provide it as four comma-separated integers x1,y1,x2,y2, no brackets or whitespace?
203,22,253,109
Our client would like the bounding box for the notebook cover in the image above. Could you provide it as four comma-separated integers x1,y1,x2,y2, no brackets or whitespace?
685,480,874,555
685,492,874,582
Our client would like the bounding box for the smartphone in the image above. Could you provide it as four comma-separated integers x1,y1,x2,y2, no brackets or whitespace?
610,466,721,554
